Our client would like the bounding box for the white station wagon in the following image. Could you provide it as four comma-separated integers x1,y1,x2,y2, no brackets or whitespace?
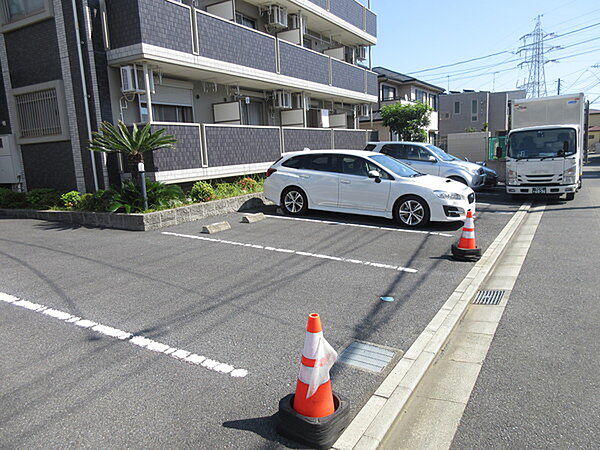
264,150,475,227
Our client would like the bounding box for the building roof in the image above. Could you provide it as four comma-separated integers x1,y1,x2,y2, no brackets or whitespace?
590,109,600,114
372,67,444,93
589,126,600,132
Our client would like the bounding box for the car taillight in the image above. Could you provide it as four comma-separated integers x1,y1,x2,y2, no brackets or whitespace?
266,168,277,177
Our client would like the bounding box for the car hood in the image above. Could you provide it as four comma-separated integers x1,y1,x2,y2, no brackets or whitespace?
448,159,482,173
408,174,474,195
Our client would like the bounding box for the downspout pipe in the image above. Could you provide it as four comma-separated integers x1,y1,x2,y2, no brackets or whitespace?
71,0,99,191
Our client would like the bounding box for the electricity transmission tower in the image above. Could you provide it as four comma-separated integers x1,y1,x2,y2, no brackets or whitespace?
517,15,559,98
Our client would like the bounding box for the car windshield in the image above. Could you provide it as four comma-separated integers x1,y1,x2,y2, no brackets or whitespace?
508,128,576,159
370,154,422,178
426,145,455,161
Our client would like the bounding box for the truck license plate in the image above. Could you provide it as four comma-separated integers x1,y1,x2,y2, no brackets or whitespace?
532,187,546,194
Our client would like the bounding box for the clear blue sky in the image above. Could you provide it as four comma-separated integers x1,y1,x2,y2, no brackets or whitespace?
365,0,600,106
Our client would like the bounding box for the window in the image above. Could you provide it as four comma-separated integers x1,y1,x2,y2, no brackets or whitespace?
285,154,336,172
508,128,577,159
0,0,52,31
370,154,420,178
454,101,460,114
429,94,438,111
381,85,396,101
415,89,427,104
141,103,193,123
13,80,68,144
364,144,376,151
589,135,595,139
380,143,405,160
235,12,256,29
404,145,432,161
471,99,478,121
340,156,370,177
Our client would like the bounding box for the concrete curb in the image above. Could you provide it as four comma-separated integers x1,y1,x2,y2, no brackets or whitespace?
0,193,268,231
201,221,231,234
332,202,532,450
241,213,266,223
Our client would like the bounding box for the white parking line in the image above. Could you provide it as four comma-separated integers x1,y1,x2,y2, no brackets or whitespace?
264,214,454,237
0,292,248,378
162,232,419,273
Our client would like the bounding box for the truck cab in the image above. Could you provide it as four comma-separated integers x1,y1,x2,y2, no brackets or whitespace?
506,94,585,201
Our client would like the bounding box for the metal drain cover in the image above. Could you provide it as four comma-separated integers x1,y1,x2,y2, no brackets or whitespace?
473,289,506,305
338,341,395,373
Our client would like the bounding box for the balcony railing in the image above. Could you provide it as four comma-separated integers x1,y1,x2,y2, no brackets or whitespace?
106,0,377,99
303,0,377,37
143,122,369,180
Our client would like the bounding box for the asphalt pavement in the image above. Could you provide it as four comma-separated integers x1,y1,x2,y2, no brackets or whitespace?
0,188,517,448
451,156,600,448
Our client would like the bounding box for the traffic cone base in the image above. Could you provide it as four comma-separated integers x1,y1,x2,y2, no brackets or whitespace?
293,379,335,418
451,210,481,261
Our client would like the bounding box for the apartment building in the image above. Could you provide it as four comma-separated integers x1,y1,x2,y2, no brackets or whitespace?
0,0,378,192
359,67,444,143
438,89,526,139
588,109,600,151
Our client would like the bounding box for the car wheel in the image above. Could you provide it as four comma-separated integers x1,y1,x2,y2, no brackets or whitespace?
394,195,430,227
281,187,308,215
449,176,468,185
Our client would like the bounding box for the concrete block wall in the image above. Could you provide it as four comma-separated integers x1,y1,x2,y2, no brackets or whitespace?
447,132,490,162
147,125,202,172
283,128,331,152
333,129,368,149
204,126,281,166
279,41,330,85
196,11,277,72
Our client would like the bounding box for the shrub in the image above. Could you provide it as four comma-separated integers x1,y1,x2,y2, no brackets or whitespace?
110,180,184,213
78,190,115,212
238,177,258,192
0,187,28,209
60,191,81,209
25,188,61,209
213,182,239,199
190,181,214,202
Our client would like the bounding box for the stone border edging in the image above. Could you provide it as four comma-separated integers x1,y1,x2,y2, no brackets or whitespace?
333,202,532,450
0,193,268,231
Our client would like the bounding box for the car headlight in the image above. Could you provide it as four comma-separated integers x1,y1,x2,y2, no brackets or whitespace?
478,168,485,175
507,168,517,185
563,166,576,184
434,190,463,200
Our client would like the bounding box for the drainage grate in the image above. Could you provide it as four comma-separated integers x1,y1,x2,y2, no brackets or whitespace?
473,289,506,305
338,341,395,373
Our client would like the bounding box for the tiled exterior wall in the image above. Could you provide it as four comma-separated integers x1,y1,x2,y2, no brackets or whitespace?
329,0,364,31
333,129,368,149
283,128,332,152
4,19,62,88
205,126,281,167
138,0,193,54
0,60,10,134
366,71,378,97
20,141,77,191
332,59,365,93
147,124,203,172
197,12,277,72
279,41,330,85
308,0,328,9
106,0,142,49
365,9,377,36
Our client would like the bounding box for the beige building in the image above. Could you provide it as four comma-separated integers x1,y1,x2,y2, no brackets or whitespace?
360,67,444,143
588,109,600,151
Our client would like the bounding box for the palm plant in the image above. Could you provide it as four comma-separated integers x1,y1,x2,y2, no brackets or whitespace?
89,120,177,167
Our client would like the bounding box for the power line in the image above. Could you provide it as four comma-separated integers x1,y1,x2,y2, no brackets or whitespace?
405,50,512,76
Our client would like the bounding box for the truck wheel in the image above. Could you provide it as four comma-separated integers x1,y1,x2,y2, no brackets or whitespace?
565,193,575,201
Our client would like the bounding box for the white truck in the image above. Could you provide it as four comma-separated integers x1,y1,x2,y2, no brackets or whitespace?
506,93,587,201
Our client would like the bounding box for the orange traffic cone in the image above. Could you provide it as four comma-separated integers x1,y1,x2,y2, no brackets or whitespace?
293,313,336,417
451,210,482,261
276,314,351,448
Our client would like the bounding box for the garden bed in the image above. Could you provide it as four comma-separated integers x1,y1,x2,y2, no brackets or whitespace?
0,193,269,231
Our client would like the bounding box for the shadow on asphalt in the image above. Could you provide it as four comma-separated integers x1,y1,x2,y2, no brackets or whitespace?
222,414,308,449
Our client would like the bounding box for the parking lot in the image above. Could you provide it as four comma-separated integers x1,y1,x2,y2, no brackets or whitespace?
0,189,519,448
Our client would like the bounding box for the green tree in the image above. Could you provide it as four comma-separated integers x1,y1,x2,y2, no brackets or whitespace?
381,102,432,142
89,121,177,169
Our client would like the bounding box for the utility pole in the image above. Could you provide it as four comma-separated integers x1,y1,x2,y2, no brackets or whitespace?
517,16,559,98
447,75,450,93
557,78,561,95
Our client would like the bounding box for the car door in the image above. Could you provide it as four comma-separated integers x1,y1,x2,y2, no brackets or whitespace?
296,153,339,207
403,145,440,176
337,155,391,211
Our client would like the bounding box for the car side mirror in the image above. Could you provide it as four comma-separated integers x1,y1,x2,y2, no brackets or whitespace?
428,155,436,163
368,169,382,182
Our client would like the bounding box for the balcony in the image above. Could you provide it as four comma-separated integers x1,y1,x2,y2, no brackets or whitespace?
143,123,370,183
105,0,377,102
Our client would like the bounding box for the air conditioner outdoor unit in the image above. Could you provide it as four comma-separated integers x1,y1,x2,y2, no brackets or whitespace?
120,65,139,93
288,13,306,33
273,90,292,109
355,46,367,61
359,104,370,117
344,46,356,64
304,95,311,111
267,5,288,29
291,93,303,109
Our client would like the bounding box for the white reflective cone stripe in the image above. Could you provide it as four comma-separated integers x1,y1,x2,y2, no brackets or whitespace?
462,231,476,239
464,217,475,228
302,331,323,358
298,333,338,398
